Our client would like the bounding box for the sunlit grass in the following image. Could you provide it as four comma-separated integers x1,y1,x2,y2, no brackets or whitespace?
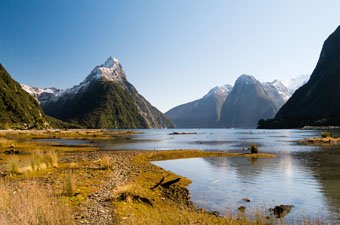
0,181,74,225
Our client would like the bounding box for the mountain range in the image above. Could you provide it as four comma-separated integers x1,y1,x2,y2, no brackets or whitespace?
166,74,308,128
7,26,339,131
258,25,340,128
21,85,63,105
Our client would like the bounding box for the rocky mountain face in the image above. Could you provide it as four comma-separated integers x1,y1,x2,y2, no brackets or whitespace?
262,80,287,108
40,57,174,129
165,85,232,128
0,64,50,129
258,26,340,128
219,75,280,128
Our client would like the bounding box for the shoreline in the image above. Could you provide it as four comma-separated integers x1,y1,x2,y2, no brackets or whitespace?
0,129,325,225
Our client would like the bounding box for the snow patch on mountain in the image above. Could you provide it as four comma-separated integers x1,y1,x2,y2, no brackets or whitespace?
21,84,62,97
21,84,63,103
263,80,290,102
262,75,310,102
282,74,310,94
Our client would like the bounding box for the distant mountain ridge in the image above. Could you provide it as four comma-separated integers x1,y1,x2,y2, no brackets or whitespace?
38,57,173,129
21,84,63,105
165,85,232,128
219,75,280,128
166,74,308,128
258,25,340,128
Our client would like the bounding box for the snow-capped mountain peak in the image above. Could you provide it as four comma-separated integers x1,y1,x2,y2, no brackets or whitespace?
45,56,127,101
103,56,120,68
84,56,126,83
204,84,233,99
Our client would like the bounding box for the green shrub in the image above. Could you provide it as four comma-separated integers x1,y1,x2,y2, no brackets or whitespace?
249,144,259,154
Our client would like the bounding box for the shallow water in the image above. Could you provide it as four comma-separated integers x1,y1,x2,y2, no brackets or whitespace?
94,129,324,153
36,128,340,222
147,129,340,223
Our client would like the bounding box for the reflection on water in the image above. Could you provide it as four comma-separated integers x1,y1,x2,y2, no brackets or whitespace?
140,129,340,223
154,153,339,222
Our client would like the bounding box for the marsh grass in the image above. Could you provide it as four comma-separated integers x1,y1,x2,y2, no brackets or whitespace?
0,182,74,225
41,150,59,167
64,172,76,197
27,149,59,172
29,152,41,171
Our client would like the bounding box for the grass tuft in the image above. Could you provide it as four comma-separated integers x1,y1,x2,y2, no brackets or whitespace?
7,156,20,175
100,155,114,170
64,172,76,197
321,131,332,138
250,144,259,154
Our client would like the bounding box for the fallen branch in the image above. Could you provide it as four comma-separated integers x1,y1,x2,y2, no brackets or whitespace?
151,177,165,190
161,178,181,188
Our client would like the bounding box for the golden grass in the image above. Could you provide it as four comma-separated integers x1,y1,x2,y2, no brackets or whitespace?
64,172,76,197
0,181,74,225
137,149,275,162
3,149,59,175
6,156,20,175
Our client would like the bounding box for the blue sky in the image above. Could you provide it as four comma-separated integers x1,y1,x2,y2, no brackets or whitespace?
1,0,340,112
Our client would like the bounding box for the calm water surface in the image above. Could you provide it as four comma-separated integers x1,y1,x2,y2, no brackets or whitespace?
38,129,340,222
148,129,339,223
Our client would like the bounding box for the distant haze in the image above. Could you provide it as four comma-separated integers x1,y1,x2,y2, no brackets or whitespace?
1,1,340,112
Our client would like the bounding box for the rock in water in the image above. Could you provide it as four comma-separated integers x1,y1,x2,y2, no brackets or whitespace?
269,205,294,218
